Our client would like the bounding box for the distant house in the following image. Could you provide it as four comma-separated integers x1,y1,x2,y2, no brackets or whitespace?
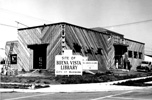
5,22,144,72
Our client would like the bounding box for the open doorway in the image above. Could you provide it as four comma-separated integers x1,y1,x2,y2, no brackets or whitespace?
114,44,128,69
28,44,49,69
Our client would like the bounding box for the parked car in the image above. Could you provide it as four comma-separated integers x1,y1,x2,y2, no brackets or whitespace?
136,61,152,72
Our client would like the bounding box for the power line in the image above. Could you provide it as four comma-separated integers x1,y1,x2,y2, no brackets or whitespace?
0,7,52,23
0,21,29,29
0,23,18,28
103,19,152,28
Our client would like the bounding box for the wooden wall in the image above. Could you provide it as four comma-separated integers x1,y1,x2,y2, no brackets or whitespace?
125,38,145,70
6,22,145,72
17,24,62,71
5,41,24,71
65,24,115,71
12,22,115,72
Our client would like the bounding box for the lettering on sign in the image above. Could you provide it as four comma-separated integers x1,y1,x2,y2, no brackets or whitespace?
55,51,83,75
55,50,98,76
83,61,98,70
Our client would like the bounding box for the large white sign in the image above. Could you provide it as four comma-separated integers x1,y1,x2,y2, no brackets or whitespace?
55,54,83,75
55,50,98,76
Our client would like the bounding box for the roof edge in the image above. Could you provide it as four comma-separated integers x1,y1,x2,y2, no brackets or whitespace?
125,38,145,45
91,27,124,37
18,22,110,35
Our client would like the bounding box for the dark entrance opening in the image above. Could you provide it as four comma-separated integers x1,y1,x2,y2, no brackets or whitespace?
114,44,128,69
28,44,49,69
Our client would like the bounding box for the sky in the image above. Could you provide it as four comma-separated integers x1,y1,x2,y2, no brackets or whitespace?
0,0,152,55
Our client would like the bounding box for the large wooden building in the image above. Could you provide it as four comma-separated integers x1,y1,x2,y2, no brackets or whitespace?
5,22,145,72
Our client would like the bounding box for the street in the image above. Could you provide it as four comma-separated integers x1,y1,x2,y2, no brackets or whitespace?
1,87,152,100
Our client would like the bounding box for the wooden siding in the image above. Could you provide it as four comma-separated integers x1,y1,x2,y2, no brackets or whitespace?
65,25,115,71
13,23,115,72
125,39,145,70
6,22,145,72
17,24,62,71
5,41,24,71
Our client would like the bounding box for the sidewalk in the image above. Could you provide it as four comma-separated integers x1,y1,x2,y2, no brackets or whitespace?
0,81,146,93
1,75,152,93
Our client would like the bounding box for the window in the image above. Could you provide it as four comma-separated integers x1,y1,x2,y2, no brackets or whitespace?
128,51,132,58
73,43,82,53
10,54,17,64
139,52,142,59
134,51,138,58
96,48,103,55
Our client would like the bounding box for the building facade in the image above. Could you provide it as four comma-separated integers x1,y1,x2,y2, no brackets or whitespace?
125,38,145,70
5,22,144,72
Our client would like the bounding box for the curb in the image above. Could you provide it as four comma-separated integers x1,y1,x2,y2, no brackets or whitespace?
0,85,145,93
0,84,145,93
1,76,152,93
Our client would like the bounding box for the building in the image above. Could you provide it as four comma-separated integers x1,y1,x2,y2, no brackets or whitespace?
5,22,145,72
91,27,145,70
125,38,144,70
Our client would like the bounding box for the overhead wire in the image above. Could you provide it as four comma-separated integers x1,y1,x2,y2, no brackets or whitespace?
1,18,152,29
1,7,152,29
1,7,152,52
1,8,152,54
103,19,152,28
0,8,53,29
102,19,152,54
0,23,18,28
0,8,52,23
